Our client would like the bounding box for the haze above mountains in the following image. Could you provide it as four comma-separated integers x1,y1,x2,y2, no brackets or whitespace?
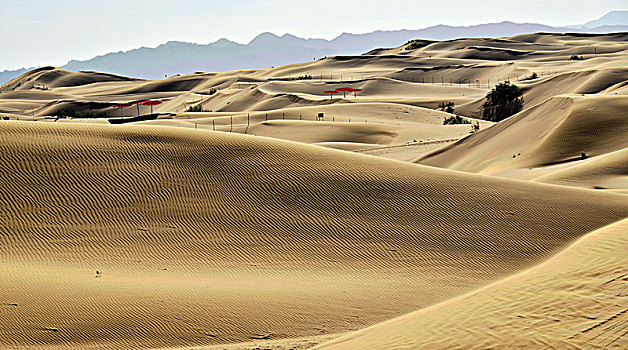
2,10,626,84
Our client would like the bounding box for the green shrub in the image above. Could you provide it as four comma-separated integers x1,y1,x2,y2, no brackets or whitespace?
523,72,538,80
443,115,471,125
438,101,455,114
186,105,209,112
482,81,523,122
56,109,103,118
569,55,584,60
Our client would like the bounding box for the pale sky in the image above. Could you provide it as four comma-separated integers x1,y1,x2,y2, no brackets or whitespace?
1,0,624,71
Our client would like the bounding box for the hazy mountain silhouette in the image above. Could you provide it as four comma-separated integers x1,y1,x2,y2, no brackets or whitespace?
2,12,627,83
581,10,628,29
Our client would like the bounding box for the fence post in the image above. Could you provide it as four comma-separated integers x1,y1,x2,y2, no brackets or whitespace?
245,113,249,134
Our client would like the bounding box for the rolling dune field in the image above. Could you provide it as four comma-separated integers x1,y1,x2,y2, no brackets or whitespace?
0,32,627,349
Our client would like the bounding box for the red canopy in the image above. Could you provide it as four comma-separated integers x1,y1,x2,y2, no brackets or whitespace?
112,103,132,108
142,101,163,106
324,91,337,94
352,89,362,92
335,87,354,92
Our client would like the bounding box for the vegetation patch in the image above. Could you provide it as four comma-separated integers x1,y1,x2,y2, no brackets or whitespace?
443,115,471,125
438,102,455,114
186,105,210,112
482,81,523,122
56,109,104,118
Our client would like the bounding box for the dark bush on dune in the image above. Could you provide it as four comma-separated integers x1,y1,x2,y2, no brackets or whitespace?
569,55,585,60
295,74,312,80
443,115,471,125
438,101,455,114
186,105,209,112
405,39,433,50
482,82,523,122
56,109,104,119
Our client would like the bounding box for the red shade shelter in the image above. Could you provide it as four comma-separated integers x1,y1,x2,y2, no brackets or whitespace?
352,88,362,98
142,100,162,114
112,103,132,118
132,99,150,117
112,103,132,108
335,87,354,98
324,90,338,100
112,100,154,118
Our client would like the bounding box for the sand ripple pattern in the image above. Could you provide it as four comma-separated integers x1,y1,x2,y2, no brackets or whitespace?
1,122,627,349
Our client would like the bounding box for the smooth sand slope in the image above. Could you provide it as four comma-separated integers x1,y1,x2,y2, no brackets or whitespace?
1,122,627,349
535,147,628,193
316,218,628,349
417,94,628,190
140,103,489,159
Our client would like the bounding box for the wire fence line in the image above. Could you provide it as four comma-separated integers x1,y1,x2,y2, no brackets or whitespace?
179,111,411,133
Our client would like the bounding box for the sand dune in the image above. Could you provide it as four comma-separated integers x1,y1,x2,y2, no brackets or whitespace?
315,217,628,349
1,32,627,349
140,103,488,157
535,147,628,192
1,122,627,349
3,33,626,123
417,95,628,175
2,67,139,92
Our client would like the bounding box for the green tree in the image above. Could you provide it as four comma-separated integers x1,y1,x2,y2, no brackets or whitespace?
482,82,523,122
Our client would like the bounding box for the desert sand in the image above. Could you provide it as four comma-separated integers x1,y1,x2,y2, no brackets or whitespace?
315,218,628,349
0,32,627,349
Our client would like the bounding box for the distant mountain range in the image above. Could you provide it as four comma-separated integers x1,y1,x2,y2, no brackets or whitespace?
2,11,627,84
581,10,628,29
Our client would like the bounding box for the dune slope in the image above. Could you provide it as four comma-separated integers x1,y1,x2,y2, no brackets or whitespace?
417,95,628,175
316,218,628,349
1,122,627,349
535,147,628,192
